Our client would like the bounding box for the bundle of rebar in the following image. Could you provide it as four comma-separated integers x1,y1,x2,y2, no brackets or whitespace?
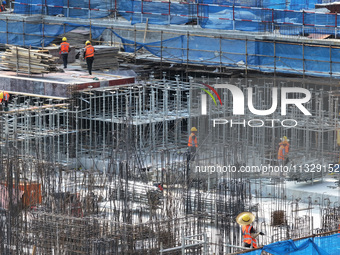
1,46,59,74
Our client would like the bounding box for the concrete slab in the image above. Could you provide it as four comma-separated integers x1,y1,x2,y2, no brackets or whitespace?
0,69,135,98
253,177,340,204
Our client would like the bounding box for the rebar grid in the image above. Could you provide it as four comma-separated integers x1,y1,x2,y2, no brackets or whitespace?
0,75,339,254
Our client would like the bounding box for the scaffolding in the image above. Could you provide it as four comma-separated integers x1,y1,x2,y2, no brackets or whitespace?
0,74,340,254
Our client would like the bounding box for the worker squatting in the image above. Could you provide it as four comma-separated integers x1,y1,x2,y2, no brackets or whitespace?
212,118,297,127
195,165,291,173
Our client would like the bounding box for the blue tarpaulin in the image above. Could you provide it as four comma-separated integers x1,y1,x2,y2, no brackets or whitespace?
241,234,340,255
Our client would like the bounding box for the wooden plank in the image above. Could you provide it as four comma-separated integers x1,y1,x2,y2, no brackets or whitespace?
143,18,149,44
2,46,59,74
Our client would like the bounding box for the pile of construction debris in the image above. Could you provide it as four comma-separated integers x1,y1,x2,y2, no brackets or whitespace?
1,46,60,74
80,46,119,70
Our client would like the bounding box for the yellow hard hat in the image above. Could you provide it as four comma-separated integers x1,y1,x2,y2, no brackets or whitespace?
85,40,91,45
242,215,250,222
191,127,197,132
236,212,255,225
62,37,67,41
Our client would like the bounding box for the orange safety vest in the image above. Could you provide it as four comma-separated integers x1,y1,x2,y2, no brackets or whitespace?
85,45,94,58
188,133,198,147
278,142,289,160
242,225,257,248
60,42,70,54
3,91,9,101
279,141,289,153
0,91,9,103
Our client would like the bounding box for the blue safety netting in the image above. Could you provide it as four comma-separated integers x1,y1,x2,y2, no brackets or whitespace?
131,0,191,25
115,30,340,77
290,0,323,11
202,0,288,9
0,21,105,46
11,0,340,34
241,234,340,255
116,0,192,25
14,0,110,19
116,33,256,67
201,6,339,34
2,19,340,78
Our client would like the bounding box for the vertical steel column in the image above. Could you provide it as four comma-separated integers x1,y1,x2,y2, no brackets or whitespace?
6,17,8,44
115,0,117,20
245,38,248,75
66,106,70,166
22,19,25,46
89,0,91,20
160,31,163,73
89,86,93,159
168,0,171,24
103,91,106,160
335,13,338,39
330,45,332,78
141,0,143,23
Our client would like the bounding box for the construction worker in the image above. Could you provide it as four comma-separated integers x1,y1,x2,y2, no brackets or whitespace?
278,136,290,165
0,1,6,12
236,212,264,249
0,91,9,109
188,127,198,161
84,40,95,75
59,37,70,69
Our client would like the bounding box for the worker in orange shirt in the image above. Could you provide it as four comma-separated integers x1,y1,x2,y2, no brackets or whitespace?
83,40,95,75
0,91,10,109
236,212,264,249
0,1,6,12
59,37,70,69
278,136,290,165
188,127,198,161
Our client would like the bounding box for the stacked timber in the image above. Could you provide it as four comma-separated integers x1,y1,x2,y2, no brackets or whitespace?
1,46,59,74
80,46,119,70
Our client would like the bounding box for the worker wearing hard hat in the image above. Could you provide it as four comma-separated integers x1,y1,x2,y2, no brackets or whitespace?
83,40,95,75
0,91,10,109
278,136,290,165
236,212,264,249
59,37,70,69
188,127,198,161
0,1,6,12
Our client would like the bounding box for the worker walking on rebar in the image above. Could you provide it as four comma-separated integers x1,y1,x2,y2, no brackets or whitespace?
236,212,264,249
84,40,95,75
188,127,198,161
278,136,290,165
59,37,70,69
